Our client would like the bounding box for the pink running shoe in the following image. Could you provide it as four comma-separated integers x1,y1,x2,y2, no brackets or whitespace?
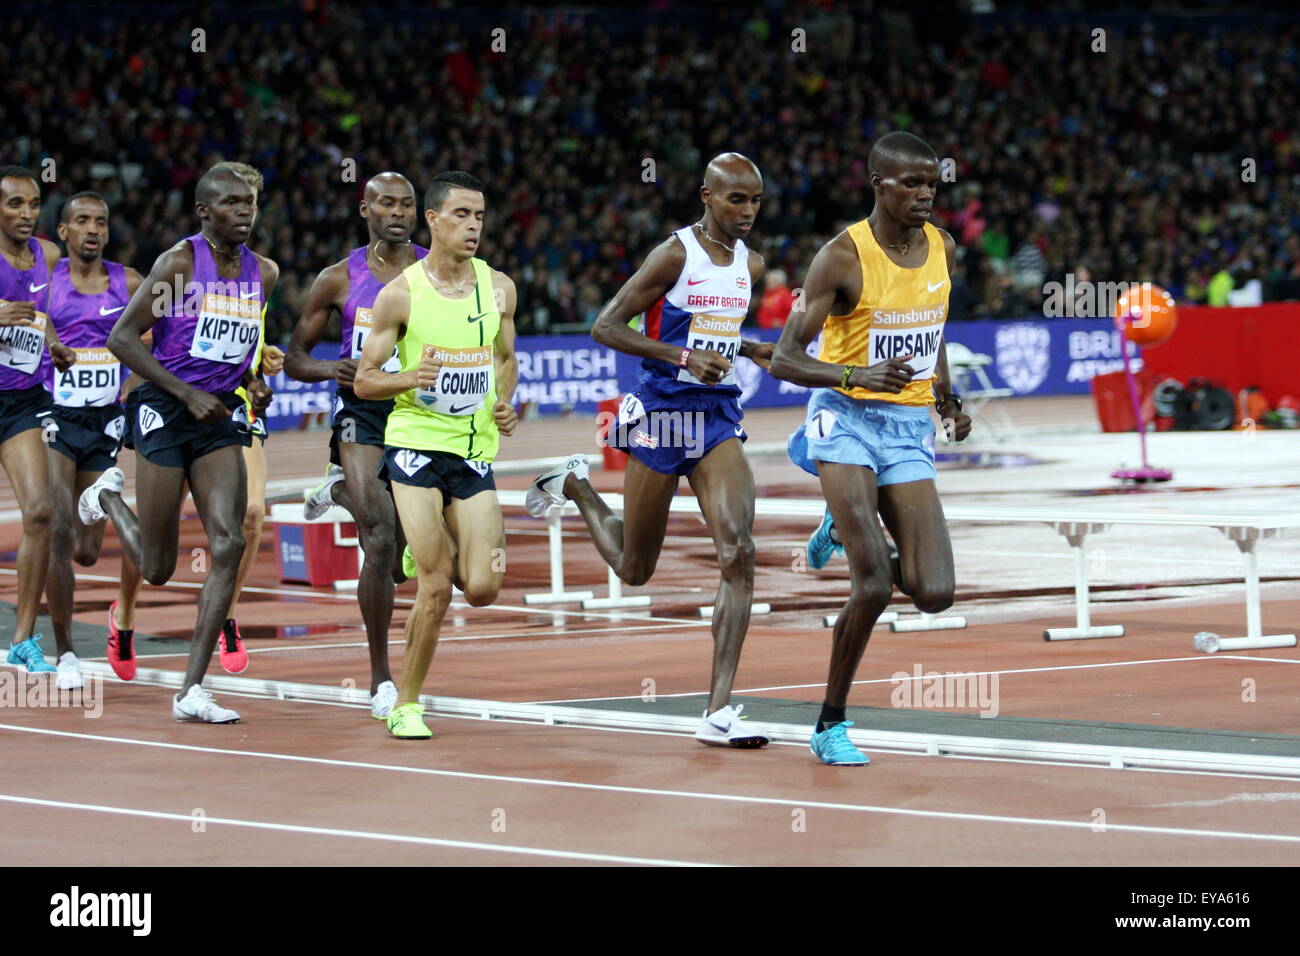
106,600,137,681
218,619,248,674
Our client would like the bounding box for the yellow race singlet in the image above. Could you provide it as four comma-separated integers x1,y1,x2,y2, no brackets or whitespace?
385,257,501,461
819,220,949,407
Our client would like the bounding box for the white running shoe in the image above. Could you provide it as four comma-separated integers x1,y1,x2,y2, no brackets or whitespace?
77,467,125,525
525,454,589,517
303,464,346,520
172,685,241,724
55,652,84,691
694,704,770,749
370,680,398,720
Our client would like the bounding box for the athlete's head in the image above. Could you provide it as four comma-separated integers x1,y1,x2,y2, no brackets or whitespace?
362,171,417,244
700,153,762,242
57,192,110,263
424,171,486,260
210,161,263,223
868,132,940,230
0,166,41,246
195,166,255,245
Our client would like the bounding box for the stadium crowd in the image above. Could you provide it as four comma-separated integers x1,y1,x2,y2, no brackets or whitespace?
4,3,1299,341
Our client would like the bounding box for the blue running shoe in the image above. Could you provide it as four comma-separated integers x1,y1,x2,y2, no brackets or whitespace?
8,634,56,673
809,720,869,766
807,508,844,570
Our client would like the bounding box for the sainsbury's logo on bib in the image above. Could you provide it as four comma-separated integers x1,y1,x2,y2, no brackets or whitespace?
868,304,947,381
190,292,261,366
55,347,120,407
678,312,743,386
417,344,493,416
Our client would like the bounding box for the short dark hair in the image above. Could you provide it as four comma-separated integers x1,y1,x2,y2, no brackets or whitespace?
867,132,938,178
0,166,39,194
195,165,252,206
61,191,108,222
424,171,485,214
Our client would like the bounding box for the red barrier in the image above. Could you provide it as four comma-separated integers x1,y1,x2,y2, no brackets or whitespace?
1141,304,1300,405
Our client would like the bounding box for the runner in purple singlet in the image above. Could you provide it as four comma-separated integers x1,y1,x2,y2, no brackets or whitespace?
0,165,76,676
78,166,279,724
284,171,425,720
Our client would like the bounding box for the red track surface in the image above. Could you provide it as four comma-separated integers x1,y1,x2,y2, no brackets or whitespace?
3,424,1299,866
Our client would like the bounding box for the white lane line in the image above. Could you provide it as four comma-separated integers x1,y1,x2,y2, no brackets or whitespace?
530,655,1257,703
0,568,709,627
118,621,706,660
0,793,714,867
3,724,1297,844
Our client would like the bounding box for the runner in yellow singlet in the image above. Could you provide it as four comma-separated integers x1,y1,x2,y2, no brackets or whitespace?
771,132,973,766
354,171,518,740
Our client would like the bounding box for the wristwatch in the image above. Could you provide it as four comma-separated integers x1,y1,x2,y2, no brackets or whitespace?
936,393,963,413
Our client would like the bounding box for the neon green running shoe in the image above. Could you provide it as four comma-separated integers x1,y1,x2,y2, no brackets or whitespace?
401,545,417,580
386,702,432,739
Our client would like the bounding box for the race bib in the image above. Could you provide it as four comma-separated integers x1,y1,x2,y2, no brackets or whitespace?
866,309,946,381
464,458,491,478
53,347,120,407
416,344,493,416
189,292,261,366
351,308,401,372
676,312,742,386
0,307,48,374
104,415,126,442
137,403,164,436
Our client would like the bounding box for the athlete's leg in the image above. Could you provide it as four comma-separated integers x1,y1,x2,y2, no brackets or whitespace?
390,482,454,707
878,480,955,614
227,439,267,619
46,450,81,657
101,457,187,585
564,456,679,586
817,462,896,719
1,429,53,646
336,441,396,692
72,471,110,566
180,446,247,692
443,490,505,608
684,438,757,714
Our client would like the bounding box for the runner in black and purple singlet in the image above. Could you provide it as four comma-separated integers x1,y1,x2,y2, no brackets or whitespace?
284,171,425,720
78,165,279,724
0,165,76,676
43,192,144,690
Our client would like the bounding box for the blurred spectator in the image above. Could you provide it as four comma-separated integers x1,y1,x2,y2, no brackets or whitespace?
4,3,1299,345
757,268,795,328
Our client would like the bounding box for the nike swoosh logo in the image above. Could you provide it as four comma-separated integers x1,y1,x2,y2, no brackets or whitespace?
448,403,478,414
29,283,47,293
466,312,491,322
927,280,946,292
220,349,245,360
687,278,707,286
99,306,125,316
240,291,260,299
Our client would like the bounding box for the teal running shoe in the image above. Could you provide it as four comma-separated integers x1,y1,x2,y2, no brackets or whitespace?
8,634,56,674
809,720,869,766
807,508,844,570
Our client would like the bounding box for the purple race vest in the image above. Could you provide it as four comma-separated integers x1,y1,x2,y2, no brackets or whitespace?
339,244,427,370
46,259,130,406
150,234,264,394
0,237,52,391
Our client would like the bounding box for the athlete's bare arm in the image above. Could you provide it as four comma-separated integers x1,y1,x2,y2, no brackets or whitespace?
738,248,773,369
769,231,914,394
933,229,972,441
591,237,731,386
285,258,350,385
354,274,439,401
107,241,228,422
36,236,76,370
490,270,518,437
